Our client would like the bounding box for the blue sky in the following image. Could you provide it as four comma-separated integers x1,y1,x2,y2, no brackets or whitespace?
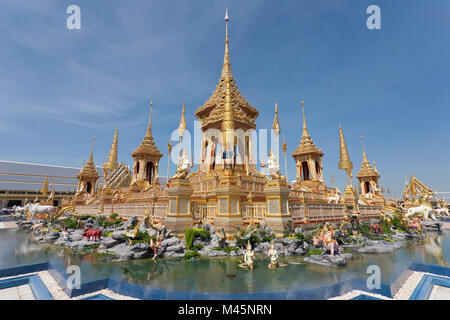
0,0,449,198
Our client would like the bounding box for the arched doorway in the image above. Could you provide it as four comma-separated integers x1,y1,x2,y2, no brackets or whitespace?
364,181,371,194
146,161,154,183
86,181,92,194
301,161,310,181
136,161,140,174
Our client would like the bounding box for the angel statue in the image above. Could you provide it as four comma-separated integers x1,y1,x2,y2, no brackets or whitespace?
267,151,281,180
172,150,190,180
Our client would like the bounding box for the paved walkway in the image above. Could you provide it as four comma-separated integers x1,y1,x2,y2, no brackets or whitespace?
0,285,35,300
0,221,18,229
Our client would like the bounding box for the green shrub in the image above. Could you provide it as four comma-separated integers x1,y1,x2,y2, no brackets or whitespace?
184,250,199,260
306,249,324,256
185,228,195,251
110,213,119,219
213,246,239,253
79,215,95,220
192,228,210,240
62,218,78,230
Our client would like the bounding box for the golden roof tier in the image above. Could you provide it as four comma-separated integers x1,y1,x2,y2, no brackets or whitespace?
356,136,379,179
292,101,324,157
194,10,259,131
131,102,162,159
103,127,119,171
78,137,100,180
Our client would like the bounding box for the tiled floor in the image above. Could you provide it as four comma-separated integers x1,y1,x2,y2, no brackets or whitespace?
429,285,450,300
0,285,35,300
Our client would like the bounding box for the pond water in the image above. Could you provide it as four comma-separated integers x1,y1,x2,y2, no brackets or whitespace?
0,227,449,294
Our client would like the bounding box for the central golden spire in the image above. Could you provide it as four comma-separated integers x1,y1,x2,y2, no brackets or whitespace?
221,8,232,79
222,73,235,151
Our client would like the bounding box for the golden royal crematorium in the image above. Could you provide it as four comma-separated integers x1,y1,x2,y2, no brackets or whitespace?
62,12,390,236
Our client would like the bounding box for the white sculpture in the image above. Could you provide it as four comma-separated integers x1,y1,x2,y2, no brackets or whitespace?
173,150,190,180
405,204,436,221
27,203,56,219
267,151,281,180
327,191,342,204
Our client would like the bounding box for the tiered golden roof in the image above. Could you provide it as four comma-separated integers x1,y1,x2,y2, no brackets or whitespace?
131,102,162,158
78,137,100,179
292,102,323,157
104,127,119,171
194,12,259,131
356,136,379,179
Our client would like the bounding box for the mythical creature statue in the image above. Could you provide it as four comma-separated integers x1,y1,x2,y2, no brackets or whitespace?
405,202,436,221
312,225,340,256
172,150,190,180
267,151,281,180
267,240,287,269
327,190,342,204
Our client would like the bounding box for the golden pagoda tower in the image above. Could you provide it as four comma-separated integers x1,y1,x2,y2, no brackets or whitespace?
338,126,358,209
75,137,100,198
194,8,259,173
356,136,382,204
103,127,119,178
291,101,325,192
40,176,49,197
130,101,163,190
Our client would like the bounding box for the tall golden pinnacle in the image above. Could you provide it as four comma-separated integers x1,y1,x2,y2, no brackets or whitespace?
104,127,119,171
221,8,232,79
338,125,353,178
272,103,280,136
178,104,187,139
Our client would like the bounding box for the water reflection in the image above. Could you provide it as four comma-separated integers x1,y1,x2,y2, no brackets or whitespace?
1,228,449,293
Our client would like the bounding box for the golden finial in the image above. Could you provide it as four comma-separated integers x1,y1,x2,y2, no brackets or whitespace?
104,127,119,171
272,103,280,136
221,8,232,79
301,100,309,137
168,139,173,154
88,136,95,163
360,136,369,164
145,101,154,138
178,104,187,138
282,137,287,153
338,126,353,178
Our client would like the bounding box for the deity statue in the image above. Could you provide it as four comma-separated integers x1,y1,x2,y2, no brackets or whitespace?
267,240,279,269
173,150,190,180
240,240,255,269
267,151,281,180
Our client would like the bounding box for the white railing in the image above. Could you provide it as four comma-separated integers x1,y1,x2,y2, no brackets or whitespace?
303,204,345,223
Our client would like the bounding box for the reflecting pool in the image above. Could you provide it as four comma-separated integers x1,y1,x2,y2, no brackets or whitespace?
0,227,449,294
